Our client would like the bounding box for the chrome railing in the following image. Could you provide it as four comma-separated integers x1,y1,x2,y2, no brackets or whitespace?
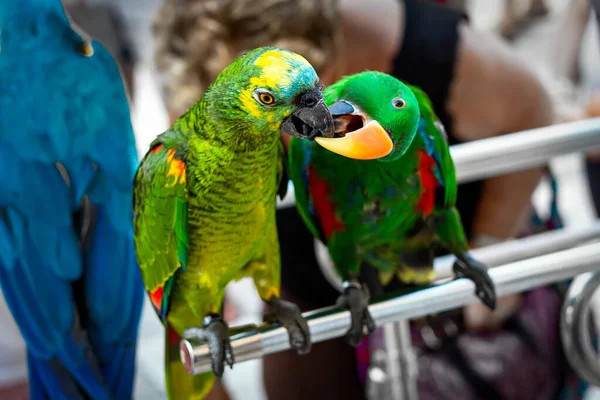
561,271,600,386
181,238,600,375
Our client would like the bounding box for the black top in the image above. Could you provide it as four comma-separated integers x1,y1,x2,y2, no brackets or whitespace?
593,0,600,48
277,0,482,309
392,0,483,240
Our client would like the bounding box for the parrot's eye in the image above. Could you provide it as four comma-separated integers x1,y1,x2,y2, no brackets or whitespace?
392,98,406,109
253,89,277,106
259,93,275,105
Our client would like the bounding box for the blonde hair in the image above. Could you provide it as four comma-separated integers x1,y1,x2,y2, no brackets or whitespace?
153,0,341,117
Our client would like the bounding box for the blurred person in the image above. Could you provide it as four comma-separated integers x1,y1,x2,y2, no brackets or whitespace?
152,0,577,399
586,92,600,217
551,0,591,84
499,0,550,39
550,0,600,218
576,0,600,219
428,0,467,11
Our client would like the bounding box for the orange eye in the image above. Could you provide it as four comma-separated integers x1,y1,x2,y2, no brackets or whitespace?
393,98,406,109
259,93,275,105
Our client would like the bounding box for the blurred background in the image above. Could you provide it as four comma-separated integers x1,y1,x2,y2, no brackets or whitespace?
1,0,600,399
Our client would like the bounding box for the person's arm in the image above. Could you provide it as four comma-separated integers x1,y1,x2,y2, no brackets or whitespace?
449,23,554,330
450,23,552,241
552,0,591,82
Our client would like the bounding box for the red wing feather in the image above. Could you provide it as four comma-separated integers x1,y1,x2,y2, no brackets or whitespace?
416,150,440,218
308,164,345,239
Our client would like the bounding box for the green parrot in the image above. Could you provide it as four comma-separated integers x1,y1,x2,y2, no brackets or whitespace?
133,46,333,399
288,71,496,346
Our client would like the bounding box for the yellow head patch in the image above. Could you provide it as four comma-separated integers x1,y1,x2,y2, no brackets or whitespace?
250,50,312,89
239,49,317,119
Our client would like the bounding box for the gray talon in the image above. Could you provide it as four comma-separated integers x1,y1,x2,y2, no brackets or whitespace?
453,254,497,310
337,280,376,347
202,314,234,377
267,297,312,354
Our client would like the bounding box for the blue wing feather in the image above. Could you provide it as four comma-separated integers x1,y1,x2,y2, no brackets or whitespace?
300,147,316,216
0,9,143,400
417,120,445,187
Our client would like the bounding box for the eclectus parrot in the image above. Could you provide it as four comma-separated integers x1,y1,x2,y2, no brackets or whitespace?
0,0,144,399
133,47,334,399
289,71,496,346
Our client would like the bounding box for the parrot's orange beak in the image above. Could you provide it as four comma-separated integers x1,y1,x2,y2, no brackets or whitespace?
315,121,393,160
314,101,393,160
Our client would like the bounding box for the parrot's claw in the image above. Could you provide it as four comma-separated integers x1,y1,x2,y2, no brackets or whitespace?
453,254,497,310
202,314,234,377
266,297,312,354
336,281,376,347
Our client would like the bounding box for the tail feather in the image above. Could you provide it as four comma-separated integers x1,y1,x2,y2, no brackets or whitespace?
85,204,144,399
165,325,215,400
0,222,112,399
0,263,111,400
27,352,85,400
95,343,136,400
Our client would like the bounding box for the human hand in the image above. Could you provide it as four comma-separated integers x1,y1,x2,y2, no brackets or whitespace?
463,293,523,332
462,239,523,332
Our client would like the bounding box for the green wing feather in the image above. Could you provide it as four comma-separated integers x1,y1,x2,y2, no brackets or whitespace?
133,141,189,293
288,138,324,242
408,84,458,207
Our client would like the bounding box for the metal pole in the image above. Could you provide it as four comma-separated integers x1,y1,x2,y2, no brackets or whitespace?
561,271,600,386
451,117,600,183
277,117,600,209
378,320,419,400
434,221,600,280
316,222,600,292
181,241,600,375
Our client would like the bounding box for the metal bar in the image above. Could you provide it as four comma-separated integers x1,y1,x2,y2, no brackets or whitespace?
451,117,600,183
381,321,418,400
434,221,600,279
317,221,600,291
561,271,600,386
277,117,600,209
181,241,600,375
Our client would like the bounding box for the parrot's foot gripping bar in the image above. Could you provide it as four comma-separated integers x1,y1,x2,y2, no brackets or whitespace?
181,223,600,375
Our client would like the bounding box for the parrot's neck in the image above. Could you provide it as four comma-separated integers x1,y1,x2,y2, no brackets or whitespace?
0,0,68,24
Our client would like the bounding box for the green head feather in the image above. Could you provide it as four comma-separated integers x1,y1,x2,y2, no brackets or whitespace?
325,71,420,162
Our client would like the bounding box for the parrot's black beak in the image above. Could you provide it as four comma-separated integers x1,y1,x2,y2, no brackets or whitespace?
281,89,334,140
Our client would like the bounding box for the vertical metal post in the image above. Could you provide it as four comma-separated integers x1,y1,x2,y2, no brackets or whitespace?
561,271,600,385
366,320,419,400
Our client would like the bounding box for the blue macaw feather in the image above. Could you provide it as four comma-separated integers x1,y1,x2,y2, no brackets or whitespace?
0,2,144,399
